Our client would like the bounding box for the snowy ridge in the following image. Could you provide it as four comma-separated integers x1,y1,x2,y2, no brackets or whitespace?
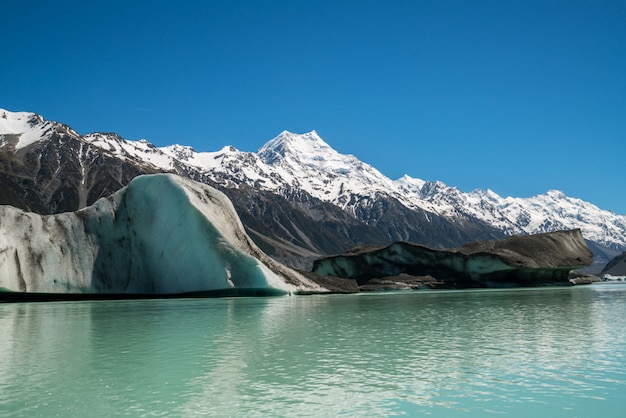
256,131,400,211
160,144,240,171
1,108,625,251
0,109,60,149
157,131,626,250
405,181,626,249
83,133,178,171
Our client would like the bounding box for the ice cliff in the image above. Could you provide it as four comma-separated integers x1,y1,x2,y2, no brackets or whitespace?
0,174,337,297
312,229,594,288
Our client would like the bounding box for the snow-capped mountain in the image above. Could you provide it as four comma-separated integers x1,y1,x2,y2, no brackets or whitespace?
156,129,626,252
161,131,414,211
0,109,160,213
0,110,68,149
1,108,624,271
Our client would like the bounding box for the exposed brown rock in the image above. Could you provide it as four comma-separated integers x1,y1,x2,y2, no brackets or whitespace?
312,229,593,288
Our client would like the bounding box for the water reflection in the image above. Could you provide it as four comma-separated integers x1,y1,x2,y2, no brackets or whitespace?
0,285,625,417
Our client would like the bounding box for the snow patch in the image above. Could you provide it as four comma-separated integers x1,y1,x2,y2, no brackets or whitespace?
0,109,56,149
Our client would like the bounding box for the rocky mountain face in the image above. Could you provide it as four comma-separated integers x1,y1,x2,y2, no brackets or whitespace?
0,112,160,214
601,252,626,277
1,109,624,271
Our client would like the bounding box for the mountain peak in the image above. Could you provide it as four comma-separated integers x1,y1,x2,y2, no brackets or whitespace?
219,145,238,153
262,130,326,149
276,129,320,139
0,109,42,133
394,175,427,195
545,189,566,199
0,109,57,149
258,130,333,164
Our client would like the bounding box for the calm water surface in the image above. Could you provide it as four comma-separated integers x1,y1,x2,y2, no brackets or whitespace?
1,284,625,417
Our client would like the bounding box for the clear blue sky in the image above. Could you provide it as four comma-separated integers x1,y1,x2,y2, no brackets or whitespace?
2,0,625,214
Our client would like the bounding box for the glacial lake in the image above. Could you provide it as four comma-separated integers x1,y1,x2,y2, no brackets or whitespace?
1,284,625,417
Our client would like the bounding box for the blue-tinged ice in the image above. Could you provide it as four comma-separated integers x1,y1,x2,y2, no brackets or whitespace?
0,174,325,295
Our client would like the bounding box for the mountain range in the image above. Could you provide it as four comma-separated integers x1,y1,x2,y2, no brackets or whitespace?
1,108,624,272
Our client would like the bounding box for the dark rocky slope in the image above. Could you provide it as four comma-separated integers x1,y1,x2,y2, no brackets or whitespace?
601,251,626,277
312,229,594,289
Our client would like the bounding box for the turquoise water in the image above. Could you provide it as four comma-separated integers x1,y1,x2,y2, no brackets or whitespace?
1,284,625,417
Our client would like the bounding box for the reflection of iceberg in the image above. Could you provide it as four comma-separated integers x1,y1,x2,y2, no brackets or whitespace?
3,288,626,416
0,174,328,298
0,302,96,415
0,299,250,415
174,295,459,416
175,289,616,416
602,274,626,281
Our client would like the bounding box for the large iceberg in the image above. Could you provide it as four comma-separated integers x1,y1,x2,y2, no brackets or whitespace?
0,174,337,298
312,229,594,288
